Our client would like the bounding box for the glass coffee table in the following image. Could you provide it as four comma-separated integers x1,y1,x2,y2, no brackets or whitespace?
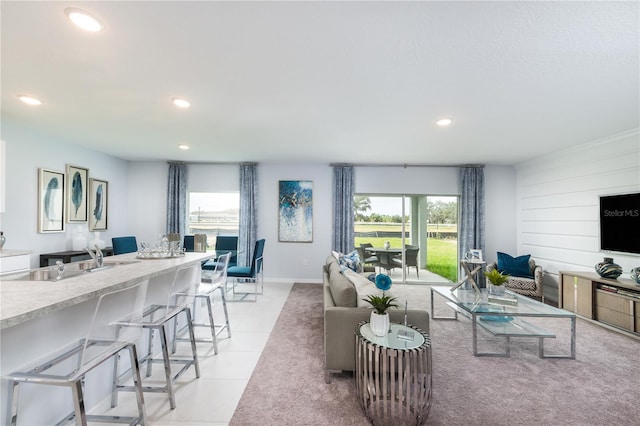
431,286,576,358
355,322,432,425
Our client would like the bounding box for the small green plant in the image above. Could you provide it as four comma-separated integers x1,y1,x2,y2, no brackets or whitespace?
363,294,399,314
484,269,510,286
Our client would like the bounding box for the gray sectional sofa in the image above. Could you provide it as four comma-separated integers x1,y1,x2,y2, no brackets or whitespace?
323,255,430,383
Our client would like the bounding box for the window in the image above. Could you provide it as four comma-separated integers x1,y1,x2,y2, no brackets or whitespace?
188,192,239,250
354,194,458,283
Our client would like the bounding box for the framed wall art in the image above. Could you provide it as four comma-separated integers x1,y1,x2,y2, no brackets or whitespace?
66,164,89,222
88,178,108,231
38,168,65,233
469,249,483,262
278,180,313,242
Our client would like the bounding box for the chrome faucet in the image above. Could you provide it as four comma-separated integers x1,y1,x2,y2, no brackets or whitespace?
85,245,104,269
56,260,65,280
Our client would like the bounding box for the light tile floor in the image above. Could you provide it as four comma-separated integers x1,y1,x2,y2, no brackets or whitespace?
92,281,294,426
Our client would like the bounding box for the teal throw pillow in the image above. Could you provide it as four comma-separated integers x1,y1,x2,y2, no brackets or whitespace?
497,252,533,279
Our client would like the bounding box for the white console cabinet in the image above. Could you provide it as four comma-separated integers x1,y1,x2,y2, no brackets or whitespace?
0,250,32,275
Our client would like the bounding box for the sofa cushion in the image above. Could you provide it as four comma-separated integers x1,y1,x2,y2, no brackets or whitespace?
497,252,533,278
342,269,397,308
327,260,357,307
342,268,374,290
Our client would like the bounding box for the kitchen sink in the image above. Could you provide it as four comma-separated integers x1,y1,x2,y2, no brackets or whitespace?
26,260,140,281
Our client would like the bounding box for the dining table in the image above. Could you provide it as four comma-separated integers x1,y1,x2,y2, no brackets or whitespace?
365,246,403,272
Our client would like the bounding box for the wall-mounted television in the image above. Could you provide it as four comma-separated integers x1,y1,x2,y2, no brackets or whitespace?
599,192,640,255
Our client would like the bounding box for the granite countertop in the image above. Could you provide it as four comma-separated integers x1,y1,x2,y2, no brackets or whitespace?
0,252,212,330
0,249,33,258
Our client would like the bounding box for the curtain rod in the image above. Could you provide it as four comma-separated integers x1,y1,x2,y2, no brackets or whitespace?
329,163,484,168
167,161,257,166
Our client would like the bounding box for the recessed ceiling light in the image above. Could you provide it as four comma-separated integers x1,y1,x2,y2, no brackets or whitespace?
436,118,453,126
172,98,191,108
18,95,43,106
178,144,190,151
65,8,104,32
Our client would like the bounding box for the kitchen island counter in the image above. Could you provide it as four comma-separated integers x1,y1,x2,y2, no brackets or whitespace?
0,251,212,329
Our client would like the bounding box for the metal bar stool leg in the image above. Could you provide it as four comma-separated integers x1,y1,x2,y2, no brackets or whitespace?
70,379,88,426
6,379,19,426
217,284,232,338
204,294,219,354
127,343,147,425
158,324,177,410
185,308,201,378
111,325,122,408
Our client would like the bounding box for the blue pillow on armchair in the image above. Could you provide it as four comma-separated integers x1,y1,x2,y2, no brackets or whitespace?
497,252,533,278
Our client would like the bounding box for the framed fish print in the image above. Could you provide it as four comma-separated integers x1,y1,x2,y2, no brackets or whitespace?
38,168,65,233
88,178,108,231
66,164,89,222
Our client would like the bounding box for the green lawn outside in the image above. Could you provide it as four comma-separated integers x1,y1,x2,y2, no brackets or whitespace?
354,236,458,282
426,239,458,282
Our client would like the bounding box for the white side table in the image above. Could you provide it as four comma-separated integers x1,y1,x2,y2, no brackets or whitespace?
355,322,432,426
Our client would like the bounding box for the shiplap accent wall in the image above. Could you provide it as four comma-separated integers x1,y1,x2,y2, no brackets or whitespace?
515,129,640,304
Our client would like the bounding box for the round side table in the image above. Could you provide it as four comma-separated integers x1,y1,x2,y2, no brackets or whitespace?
355,322,432,426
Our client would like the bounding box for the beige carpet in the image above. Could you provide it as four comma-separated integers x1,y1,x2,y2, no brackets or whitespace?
230,283,640,425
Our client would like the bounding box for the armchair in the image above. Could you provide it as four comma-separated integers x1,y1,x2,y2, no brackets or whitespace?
486,257,544,301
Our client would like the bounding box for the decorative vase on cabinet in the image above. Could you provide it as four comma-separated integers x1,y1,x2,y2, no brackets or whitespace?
630,267,640,285
595,257,623,279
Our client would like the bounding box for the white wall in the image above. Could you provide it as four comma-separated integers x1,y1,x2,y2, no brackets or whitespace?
484,166,517,263
1,120,519,280
126,161,168,244
1,122,131,269
515,129,640,304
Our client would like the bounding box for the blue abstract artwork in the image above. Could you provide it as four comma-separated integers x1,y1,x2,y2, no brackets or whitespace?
279,180,313,242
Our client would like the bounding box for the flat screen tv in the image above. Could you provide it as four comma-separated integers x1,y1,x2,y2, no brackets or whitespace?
599,192,640,255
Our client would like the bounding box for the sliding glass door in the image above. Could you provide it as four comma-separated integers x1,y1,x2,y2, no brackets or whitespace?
354,194,458,284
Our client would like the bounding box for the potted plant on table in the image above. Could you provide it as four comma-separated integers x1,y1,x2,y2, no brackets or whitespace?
363,274,398,336
484,268,510,296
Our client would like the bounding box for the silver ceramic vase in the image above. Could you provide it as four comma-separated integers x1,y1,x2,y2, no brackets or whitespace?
630,267,640,285
595,257,623,279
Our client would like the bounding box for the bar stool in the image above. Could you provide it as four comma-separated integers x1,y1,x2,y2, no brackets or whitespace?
5,281,149,426
173,252,232,354
111,265,200,410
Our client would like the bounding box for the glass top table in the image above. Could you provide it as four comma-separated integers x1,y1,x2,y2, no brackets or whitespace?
430,286,576,358
358,322,425,350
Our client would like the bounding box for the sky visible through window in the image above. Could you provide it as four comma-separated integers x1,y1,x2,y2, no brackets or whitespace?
189,192,239,212
367,195,456,216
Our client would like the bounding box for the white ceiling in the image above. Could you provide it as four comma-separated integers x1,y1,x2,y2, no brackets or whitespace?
2,1,638,165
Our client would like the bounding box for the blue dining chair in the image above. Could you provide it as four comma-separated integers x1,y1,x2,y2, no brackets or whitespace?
215,236,238,267
112,236,138,255
227,239,265,302
202,235,238,271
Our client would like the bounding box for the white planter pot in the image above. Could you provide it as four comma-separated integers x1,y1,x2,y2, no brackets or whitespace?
488,283,505,296
370,311,390,337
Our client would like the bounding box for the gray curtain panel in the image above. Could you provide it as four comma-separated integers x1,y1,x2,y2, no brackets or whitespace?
166,162,187,237
239,162,257,267
459,166,485,284
332,165,355,254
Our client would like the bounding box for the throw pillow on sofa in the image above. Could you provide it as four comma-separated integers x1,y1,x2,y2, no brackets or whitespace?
497,252,533,278
336,250,364,273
